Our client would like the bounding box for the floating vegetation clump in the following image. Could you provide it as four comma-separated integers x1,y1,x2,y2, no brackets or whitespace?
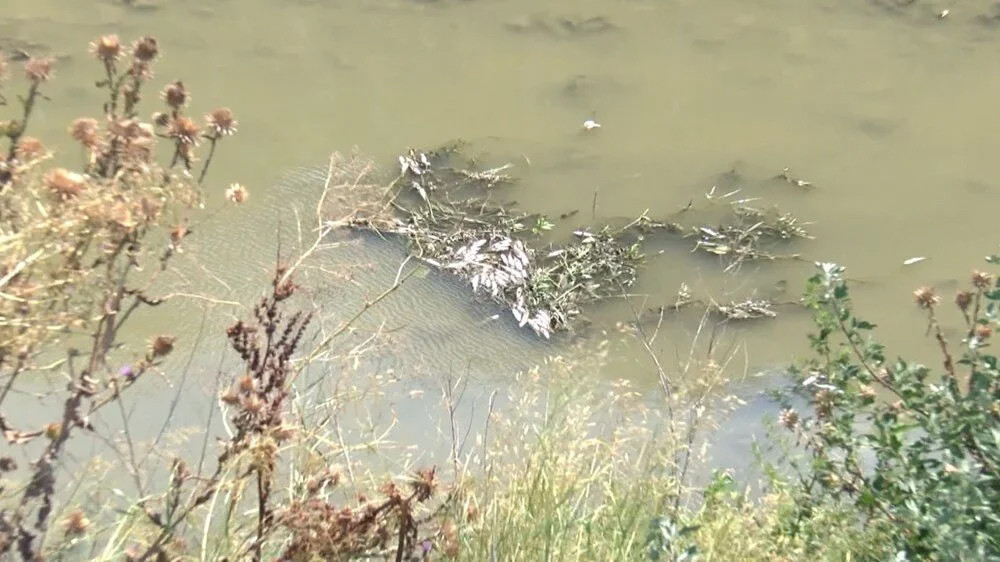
331,145,654,338
688,199,812,272
668,283,781,321
327,145,813,338
712,297,779,319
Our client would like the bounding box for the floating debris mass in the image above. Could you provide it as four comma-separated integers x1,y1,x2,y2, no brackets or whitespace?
326,144,811,338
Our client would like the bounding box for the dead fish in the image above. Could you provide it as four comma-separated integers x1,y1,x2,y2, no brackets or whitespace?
0,38,48,61
512,303,529,327
776,167,814,189
121,0,162,12
558,16,615,35
489,238,512,252
505,14,616,38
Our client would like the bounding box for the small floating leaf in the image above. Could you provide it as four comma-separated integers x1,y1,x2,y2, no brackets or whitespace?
903,257,927,266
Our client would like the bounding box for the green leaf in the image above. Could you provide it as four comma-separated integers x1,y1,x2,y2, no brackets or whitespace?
859,489,876,508
834,284,849,300
678,525,701,537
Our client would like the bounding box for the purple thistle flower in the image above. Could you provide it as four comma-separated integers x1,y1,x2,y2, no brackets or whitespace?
118,364,135,380
422,539,432,553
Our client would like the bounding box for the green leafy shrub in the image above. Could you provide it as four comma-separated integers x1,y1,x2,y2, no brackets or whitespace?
779,261,1000,559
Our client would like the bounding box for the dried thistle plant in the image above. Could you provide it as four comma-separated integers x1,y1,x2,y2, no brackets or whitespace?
120,264,444,562
0,35,237,559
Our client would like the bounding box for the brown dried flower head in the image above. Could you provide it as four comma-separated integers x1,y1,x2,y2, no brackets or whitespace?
975,324,992,341
249,439,278,474
956,290,973,312
132,36,159,63
326,468,343,488
858,384,876,401
89,35,122,63
152,112,171,127
44,168,86,198
161,81,188,109
237,374,255,393
0,120,18,141
913,286,940,309
274,276,296,301
305,475,325,495
814,389,834,419
972,270,993,290
168,116,200,145
45,422,63,440
169,223,191,245
150,335,176,357
381,481,402,502
412,467,438,501
63,509,90,536
69,117,101,148
243,394,265,415
220,389,240,406
206,107,237,136
778,407,799,429
171,459,190,483
273,425,296,441
226,183,249,204
24,57,54,83
14,137,46,161
465,502,479,522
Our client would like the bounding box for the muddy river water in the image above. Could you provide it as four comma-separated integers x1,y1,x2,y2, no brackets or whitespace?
6,0,1000,484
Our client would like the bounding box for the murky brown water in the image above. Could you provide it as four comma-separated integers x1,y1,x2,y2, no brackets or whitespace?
6,0,1000,478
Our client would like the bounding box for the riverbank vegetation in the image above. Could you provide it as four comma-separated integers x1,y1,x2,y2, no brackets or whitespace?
1,37,997,561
